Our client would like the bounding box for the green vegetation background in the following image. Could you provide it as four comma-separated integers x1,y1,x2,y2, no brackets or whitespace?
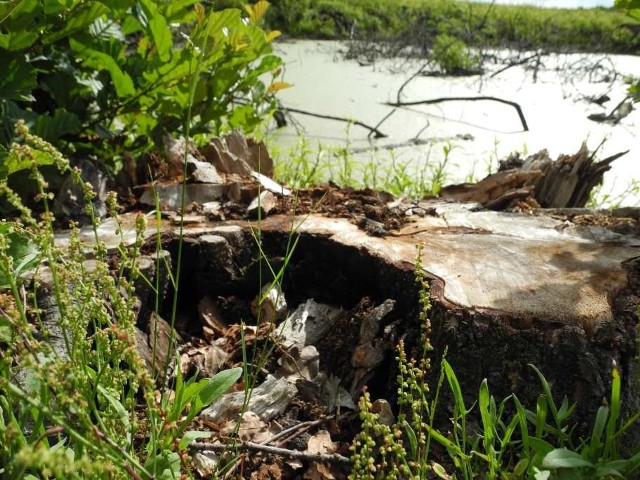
222,0,640,54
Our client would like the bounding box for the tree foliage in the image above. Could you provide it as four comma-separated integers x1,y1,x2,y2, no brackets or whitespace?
0,0,283,171
616,0,640,101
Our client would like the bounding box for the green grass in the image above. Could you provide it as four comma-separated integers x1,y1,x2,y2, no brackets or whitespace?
270,136,459,199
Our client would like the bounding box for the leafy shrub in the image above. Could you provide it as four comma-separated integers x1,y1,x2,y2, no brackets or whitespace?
0,0,283,172
431,34,479,75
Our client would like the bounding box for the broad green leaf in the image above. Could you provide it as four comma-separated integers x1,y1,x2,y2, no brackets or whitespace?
44,0,75,15
0,225,41,288
165,0,200,24
0,30,39,50
144,451,181,480
594,465,624,477
33,109,81,143
615,0,640,8
600,451,640,474
0,0,41,49
136,0,172,61
43,2,110,44
178,430,213,451
69,38,136,97
0,141,56,178
0,54,37,101
197,367,242,408
541,448,593,469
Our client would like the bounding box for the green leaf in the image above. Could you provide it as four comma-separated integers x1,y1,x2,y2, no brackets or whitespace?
605,362,622,456
43,0,75,15
527,437,556,456
443,359,468,415
33,109,81,143
615,0,640,8
69,38,136,97
0,54,37,101
0,31,39,50
178,430,213,451
533,469,551,480
136,0,172,61
0,324,11,342
586,405,608,461
0,0,41,49
197,367,242,409
43,2,110,44
478,379,495,450
541,448,593,469
0,140,57,179
431,462,450,479
144,451,181,480
403,420,418,459
600,452,640,475
97,385,132,445
0,224,41,288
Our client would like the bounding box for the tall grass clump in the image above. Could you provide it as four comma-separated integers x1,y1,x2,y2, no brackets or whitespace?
273,136,456,198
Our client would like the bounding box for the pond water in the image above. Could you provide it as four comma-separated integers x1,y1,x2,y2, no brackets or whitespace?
268,40,640,206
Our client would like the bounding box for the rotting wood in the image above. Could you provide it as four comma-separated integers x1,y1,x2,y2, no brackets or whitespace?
441,143,628,209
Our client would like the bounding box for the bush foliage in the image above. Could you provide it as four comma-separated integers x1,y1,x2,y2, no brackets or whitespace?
266,0,640,55
0,0,283,172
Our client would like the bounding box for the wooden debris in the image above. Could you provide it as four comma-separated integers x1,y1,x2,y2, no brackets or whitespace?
441,144,628,209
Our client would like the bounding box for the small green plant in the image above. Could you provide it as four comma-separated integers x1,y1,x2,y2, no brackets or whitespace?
431,34,480,75
350,245,449,479
349,243,640,479
0,124,241,478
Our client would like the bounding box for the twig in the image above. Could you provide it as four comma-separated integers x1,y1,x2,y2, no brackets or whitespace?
385,96,529,131
190,441,352,466
490,53,541,78
279,106,387,139
262,416,331,447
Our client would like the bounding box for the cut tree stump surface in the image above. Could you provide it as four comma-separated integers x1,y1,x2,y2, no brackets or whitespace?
260,202,639,332
63,201,639,332
56,198,640,438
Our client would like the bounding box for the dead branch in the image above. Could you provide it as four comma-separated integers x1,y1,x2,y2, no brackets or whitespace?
385,96,529,131
190,440,352,466
278,106,387,139
490,52,542,78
